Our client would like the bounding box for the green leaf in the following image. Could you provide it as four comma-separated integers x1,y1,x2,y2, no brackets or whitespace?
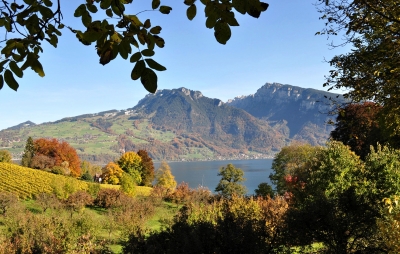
130,52,142,63
119,39,131,59
43,0,53,7
141,49,154,57
0,59,10,72
23,0,35,4
74,4,86,17
31,57,45,77
82,11,92,27
9,61,23,78
131,37,139,48
187,4,197,21
0,18,5,27
140,68,157,93
128,15,143,27
49,34,58,47
111,1,124,16
100,0,112,9
159,6,172,14
149,26,161,34
152,0,160,9
146,34,155,50
145,58,166,71
131,60,145,80
106,9,113,17
4,70,19,91
153,35,165,48
206,15,217,29
0,75,3,90
184,0,196,6
214,21,231,44
144,19,151,29
87,4,98,13
232,0,246,14
225,12,239,26
39,6,54,19
110,32,123,43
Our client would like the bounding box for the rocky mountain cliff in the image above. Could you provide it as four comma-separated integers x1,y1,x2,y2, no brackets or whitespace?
227,83,345,145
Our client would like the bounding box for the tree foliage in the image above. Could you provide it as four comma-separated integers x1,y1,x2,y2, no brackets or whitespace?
269,142,323,195
215,163,246,197
0,0,268,92
0,150,12,163
137,149,155,187
117,151,142,185
254,182,274,197
21,136,34,167
284,141,400,252
32,138,81,177
101,162,123,185
123,195,288,253
154,161,176,191
318,0,400,137
331,102,384,159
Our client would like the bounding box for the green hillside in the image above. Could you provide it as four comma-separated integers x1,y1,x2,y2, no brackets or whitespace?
0,88,288,162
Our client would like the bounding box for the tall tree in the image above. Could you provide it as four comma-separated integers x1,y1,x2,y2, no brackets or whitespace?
215,163,246,197
137,149,155,187
21,136,34,167
318,0,400,138
155,161,176,191
330,102,384,159
0,0,268,92
33,138,81,177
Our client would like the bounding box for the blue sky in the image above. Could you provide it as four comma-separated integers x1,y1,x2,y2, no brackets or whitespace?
0,0,350,131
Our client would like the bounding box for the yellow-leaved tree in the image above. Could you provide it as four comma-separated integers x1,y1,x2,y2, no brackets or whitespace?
117,151,142,185
101,162,123,185
155,161,176,191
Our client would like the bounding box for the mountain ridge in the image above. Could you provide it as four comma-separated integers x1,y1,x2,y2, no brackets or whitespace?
0,84,345,162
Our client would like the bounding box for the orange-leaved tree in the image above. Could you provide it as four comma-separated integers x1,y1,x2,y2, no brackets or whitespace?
33,138,81,177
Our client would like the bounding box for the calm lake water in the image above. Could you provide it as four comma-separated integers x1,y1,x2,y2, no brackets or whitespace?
154,159,274,195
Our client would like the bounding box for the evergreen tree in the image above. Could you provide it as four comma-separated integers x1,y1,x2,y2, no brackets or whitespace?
21,137,34,167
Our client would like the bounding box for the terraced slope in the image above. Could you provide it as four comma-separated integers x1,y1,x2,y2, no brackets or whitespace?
0,162,91,199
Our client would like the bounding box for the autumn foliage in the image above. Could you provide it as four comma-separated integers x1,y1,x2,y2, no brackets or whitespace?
32,138,81,177
331,102,383,159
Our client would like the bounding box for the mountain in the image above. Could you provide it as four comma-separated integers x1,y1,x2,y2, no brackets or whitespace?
0,85,344,163
227,83,345,145
0,88,289,162
6,121,36,130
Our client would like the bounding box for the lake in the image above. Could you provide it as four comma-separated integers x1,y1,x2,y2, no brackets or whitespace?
154,159,274,195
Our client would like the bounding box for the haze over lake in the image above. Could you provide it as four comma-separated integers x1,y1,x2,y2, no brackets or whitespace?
155,159,274,195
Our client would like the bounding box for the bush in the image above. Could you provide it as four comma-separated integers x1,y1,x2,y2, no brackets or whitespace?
121,173,136,196
64,190,93,214
34,193,61,213
94,188,129,209
0,150,12,163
